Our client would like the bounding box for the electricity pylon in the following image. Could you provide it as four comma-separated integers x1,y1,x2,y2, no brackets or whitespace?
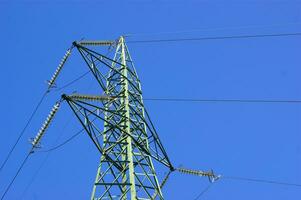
27,36,219,200
61,36,174,200
1,34,221,199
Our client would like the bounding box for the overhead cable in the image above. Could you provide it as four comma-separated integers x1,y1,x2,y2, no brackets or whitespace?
19,153,50,200
127,32,301,44
20,114,76,199
0,91,48,174
143,98,301,104
38,128,85,153
1,101,61,199
0,46,73,174
223,176,301,187
0,153,31,200
55,70,91,92
193,183,213,200
126,22,301,37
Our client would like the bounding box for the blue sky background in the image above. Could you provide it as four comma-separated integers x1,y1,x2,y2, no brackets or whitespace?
0,0,300,199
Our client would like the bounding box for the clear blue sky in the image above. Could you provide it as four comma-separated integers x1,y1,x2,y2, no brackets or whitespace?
0,0,300,199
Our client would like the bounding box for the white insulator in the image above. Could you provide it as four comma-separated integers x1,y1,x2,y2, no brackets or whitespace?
31,102,60,147
79,40,114,46
69,94,114,102
48,48,72,88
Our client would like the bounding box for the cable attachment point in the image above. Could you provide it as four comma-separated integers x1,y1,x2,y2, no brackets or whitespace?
47,48,72,89
176,167,221,183
31,101,61,150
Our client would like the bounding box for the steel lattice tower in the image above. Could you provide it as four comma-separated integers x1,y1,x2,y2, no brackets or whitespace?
0,36,219,200
60,36,173,200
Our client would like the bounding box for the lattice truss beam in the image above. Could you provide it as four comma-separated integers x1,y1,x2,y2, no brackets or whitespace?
57,37,174,200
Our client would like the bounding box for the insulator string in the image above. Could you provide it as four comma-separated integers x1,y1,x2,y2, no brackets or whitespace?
31,102,60,148
47,48,72,89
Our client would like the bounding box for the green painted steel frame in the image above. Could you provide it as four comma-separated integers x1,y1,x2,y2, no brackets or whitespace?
64,37,173,200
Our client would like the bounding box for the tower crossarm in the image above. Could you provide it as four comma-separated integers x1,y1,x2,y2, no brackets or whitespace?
73,42,143,96
62,94,124,172
63,94,173,170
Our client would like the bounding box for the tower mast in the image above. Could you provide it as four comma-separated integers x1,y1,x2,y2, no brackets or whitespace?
63,36,172,199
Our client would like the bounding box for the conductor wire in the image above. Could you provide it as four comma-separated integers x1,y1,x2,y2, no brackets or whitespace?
1,152,32,200
223,176,301,187
0,91,48,174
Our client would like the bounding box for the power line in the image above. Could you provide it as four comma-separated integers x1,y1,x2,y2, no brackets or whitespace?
223,176,301,187
0,91,48,174
38,128,85,153
49,71,301,104
19,119,94,198
127,32,301,44
37,117,98,153
193,183,213,200
36,127,301,189
52,70,301,105
49,69,301,105
54,47,113,92
1,152,32,200
143,98,301,104
19,114,75,199
19,153,50,200
191,175,301,200
126,22,301,37
55,71,91,92
54,70,301,105
0,45,77,175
